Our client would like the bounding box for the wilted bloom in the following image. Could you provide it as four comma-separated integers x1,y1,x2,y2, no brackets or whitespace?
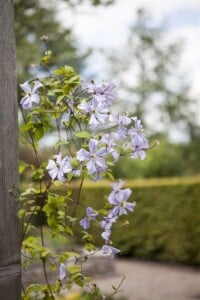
80,207,98,230
59,263,66,281
20,80,43,110
46,153,72,182
77,139,107,179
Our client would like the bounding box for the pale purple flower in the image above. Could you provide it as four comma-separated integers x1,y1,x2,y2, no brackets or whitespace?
100,212,118,244
108,180,131,204
86,82,117,106
128,117,148,144
114,125,128,141
59,263,66,281
46,153,72,182
107,180,134,216
80,207,98,230
101,229,111,241
76,139,107,178
20,80,43,110
78,98,109,129
101,133,119,161
110,200,135,216
101,244,121,256
111,112,132,126
100,213,118,232
130,135,149,160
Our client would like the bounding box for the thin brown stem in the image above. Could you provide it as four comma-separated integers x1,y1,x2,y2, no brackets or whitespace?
108,276,126,299
72,177,84,217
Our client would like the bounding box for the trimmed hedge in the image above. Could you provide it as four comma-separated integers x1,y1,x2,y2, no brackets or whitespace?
72,176,200,265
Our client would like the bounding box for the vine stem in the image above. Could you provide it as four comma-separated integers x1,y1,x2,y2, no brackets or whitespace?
40,218,54,299
108,276,126,299
72,177,84,217
21,108,54,297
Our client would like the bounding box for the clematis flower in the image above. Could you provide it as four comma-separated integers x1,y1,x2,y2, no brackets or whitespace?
101,229,111,241
20,80,43,110
108,180,134,216
113,125,128,141
111,112,132,126
100,213,118,232
110,199,135,217
78,97,109,129
101,244,120,256
108,180,131,203
101,133,119,161
46,153,72,182
59,263,66,281
128,117,149,146
86,81,117,106
130,135,149,160
76,139,107,179
80,207,98,230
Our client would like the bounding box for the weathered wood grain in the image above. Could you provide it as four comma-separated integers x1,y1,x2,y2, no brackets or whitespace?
0,0,21,298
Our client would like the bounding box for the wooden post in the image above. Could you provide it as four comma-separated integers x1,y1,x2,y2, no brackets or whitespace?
0,0,21,299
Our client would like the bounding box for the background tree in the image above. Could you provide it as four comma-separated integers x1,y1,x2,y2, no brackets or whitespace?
14,0,88,84
107,8,198,141
14,0,115,84
106,9,200,179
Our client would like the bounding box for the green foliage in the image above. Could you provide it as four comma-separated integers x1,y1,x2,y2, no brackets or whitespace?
69,177,200,265
19,60,140,299
112,138,200,179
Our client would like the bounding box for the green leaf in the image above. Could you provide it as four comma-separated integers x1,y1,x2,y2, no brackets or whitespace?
65,225,73,236
85,243,96,252
59,251,79,263
75,131,91,139
67,265,81,274
54,140,69,149
56,95,65,105
41,248,51,258
19,161,28,174
18,208,26,219
20,122,34,132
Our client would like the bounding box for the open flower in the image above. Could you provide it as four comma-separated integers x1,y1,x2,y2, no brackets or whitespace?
77,139,107,179
108,180,134,216
80,207,98,230
20,80,43,110
101,244,121,256
86,81,117,106
78,97,109,129
46,153,72,182
130,135,149,160
101,133,119,161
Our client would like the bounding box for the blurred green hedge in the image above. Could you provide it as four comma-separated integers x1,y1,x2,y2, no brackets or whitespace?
72,176,200,266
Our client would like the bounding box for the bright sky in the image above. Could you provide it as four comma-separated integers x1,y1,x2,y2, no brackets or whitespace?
57,0,200,141
58,0,200,92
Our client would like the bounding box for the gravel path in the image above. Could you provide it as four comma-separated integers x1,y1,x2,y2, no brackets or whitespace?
94,259,200,300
